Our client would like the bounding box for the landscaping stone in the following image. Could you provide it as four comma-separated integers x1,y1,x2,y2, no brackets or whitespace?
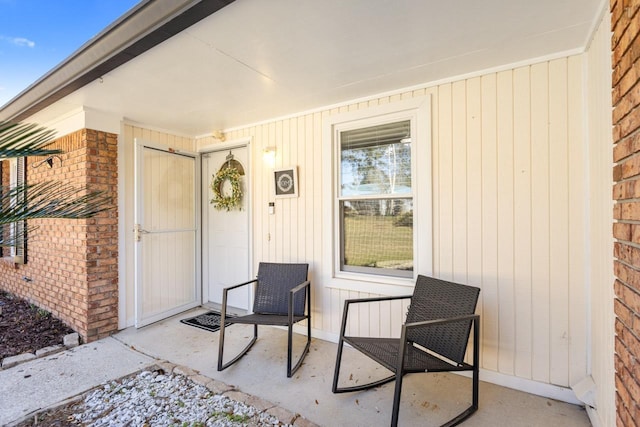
63,333,79,348
2,352,36,369
206,378,236,394
293,415,319,427
35,345,64,357
173,364,197,377
266,406,298,424
225,390,273,411
189,373,213,387
155,360,176,374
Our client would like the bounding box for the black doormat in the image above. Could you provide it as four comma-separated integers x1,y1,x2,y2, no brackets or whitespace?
179,311,231,333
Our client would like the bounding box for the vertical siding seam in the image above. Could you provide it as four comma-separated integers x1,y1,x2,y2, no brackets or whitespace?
546,61,552,378
448,83,454,279
565,59,572,379
479,79,485,369
528,65,535,379
494,74,501,372
511,69,517,373
464,80,470,285
452,83,456,280
460,81,469,283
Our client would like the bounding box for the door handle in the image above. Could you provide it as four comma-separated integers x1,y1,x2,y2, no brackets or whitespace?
134,224,150,242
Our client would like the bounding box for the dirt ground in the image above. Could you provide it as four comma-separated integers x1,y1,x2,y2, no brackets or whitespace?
0,290,74,361
1,291,80,426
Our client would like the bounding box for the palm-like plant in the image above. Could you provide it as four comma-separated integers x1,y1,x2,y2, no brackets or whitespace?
0,120,112,248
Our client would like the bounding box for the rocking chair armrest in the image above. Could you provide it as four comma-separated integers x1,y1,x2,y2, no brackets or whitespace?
288,280,311,318
401,315,480,346
221,279,258,317
404,314,479,331
339,295,413,339
289,280,311,296
223,278,258,294
344,294,412,308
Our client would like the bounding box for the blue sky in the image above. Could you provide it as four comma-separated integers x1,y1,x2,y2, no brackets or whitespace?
0,0,140,107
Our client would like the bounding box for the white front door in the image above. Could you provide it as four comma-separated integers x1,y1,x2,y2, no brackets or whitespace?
134,140,200,327
202,145,250,310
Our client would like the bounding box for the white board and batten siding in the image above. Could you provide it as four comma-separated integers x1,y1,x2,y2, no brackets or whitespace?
209,55,591,401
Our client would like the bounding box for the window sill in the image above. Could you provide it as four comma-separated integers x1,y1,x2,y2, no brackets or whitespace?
1,256,22,267
325,271,416,296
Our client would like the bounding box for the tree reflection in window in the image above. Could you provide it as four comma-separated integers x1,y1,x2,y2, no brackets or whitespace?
339,120,413,278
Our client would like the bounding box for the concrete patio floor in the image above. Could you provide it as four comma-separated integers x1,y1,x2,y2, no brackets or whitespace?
114,307,592,427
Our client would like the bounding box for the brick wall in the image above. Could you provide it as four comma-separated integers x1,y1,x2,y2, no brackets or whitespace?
0,128,118,342
612,0,640,425
1,162,9,258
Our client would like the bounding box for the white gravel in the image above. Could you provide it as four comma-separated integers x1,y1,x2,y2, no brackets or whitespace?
70,369,291,426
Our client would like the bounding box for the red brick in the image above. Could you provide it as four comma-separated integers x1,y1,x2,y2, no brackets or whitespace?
614,132,640,161
617,298,635,326
615,163,624,182
615,80,640,124
0,128,118,343
617,201,640,220
615,222,633,240
617,105,640,139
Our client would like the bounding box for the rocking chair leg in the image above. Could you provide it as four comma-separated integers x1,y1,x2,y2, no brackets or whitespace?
332,299,351,392
332,337,345,392
472,363,479,410
217,317,227,372
287,321,311,377
287,321,293,377
218,323,258,372
472,318,479,410
390,371,404,427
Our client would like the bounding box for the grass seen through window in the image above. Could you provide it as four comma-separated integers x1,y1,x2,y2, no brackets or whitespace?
343,213,413,271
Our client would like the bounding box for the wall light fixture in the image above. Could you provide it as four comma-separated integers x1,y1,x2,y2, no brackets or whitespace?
263,146,276,167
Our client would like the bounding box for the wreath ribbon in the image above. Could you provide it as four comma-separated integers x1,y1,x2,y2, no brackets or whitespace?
211,167,243,211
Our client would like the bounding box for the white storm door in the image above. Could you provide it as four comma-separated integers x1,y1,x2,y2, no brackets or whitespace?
134,140,200,327
202,145,250,310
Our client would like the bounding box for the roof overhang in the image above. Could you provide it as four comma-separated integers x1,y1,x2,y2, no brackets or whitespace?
0,0,234,123
0,0,605,136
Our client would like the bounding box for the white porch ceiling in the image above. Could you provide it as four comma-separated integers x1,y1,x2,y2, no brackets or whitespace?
28,0,604,136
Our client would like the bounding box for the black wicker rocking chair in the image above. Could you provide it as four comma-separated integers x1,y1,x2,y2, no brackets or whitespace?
217,262,311,377
332,275,480,427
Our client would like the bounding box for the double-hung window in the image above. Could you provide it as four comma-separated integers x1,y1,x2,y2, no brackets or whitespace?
339,120,413,278
323,97,432,291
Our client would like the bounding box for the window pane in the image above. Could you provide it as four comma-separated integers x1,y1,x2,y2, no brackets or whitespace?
340,120,411,197
341,199,413,277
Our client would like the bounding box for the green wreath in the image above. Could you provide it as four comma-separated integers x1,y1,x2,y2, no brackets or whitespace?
211,167,243,211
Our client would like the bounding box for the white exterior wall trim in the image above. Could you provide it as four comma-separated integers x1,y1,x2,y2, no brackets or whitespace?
478,369,582,406
124,118,197,140
30,106,122,139
583,0,611,51
198,138,252,153
117,124,128,329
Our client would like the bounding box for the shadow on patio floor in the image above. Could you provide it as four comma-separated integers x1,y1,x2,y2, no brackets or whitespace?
114,307,591,427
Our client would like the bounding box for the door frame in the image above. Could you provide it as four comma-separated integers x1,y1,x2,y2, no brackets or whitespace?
134,138,202,327
199,138,253,307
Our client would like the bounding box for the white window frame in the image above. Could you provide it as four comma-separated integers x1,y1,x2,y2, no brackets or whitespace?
8,157,26,262
322,96,432,295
